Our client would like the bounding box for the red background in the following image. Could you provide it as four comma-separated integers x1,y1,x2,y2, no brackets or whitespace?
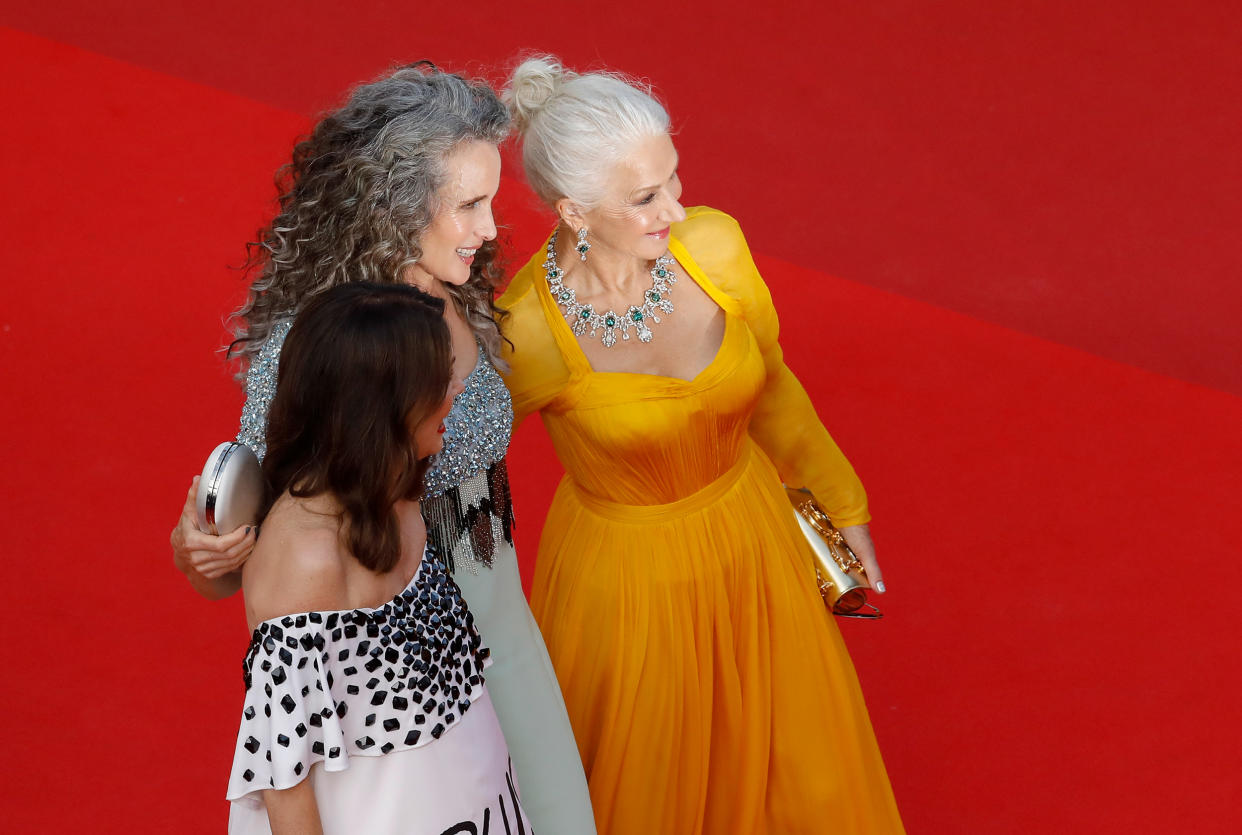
1,2,1239,832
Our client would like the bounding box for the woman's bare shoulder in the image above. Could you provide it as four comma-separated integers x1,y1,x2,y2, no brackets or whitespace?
243,495,348,627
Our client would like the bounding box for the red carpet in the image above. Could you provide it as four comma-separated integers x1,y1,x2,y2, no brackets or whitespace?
2,6,1239,832
6,1,1239,395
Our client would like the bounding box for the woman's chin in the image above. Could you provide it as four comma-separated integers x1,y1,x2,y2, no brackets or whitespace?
440,269,472,287
634,240,670,260
402,263,471,291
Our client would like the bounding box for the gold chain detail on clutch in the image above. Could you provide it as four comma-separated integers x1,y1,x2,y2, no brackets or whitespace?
791,497,864,574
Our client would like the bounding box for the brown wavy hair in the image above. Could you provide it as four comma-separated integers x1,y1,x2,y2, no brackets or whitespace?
260,282,451,573
229,62,511,376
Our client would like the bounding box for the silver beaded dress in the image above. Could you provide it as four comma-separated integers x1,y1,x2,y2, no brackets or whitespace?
236,319,596,835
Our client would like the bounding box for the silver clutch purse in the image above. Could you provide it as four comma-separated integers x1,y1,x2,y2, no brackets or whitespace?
196,442,265,535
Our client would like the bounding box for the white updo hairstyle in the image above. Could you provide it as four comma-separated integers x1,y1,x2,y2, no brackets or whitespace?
504,56,670,211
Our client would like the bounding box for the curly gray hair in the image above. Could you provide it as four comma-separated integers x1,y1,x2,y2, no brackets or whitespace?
230,62,511,374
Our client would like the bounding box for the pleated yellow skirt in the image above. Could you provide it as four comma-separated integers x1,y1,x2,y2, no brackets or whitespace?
530,443,905,834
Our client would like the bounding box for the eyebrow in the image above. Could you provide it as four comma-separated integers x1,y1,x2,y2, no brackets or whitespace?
631,159,680,196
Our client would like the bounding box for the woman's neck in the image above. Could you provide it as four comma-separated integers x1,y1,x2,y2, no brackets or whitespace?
557,224,650,297
403,268,448,299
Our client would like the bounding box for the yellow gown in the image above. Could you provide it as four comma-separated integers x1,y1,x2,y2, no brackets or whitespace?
499,207,904,834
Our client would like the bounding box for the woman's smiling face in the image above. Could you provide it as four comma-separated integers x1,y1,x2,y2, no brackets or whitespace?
574,133,686,261
405,139,502,290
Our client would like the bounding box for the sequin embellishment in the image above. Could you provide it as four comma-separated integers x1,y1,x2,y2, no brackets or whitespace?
236,319,293,462
422,342,513,498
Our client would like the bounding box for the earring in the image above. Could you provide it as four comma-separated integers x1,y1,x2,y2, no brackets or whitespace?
576,227,590,261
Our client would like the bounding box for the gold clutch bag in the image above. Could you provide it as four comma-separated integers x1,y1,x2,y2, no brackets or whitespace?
785,486,881,618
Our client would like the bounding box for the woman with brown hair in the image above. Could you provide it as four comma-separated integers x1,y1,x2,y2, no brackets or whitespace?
226,281,527,833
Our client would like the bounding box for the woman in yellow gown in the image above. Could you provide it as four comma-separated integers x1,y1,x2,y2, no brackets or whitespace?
499,57,905,834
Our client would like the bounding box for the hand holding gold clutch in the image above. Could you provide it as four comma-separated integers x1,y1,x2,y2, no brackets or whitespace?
785,487,881,618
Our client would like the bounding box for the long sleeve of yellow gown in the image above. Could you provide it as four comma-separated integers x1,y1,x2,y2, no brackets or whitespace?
671,206,871,526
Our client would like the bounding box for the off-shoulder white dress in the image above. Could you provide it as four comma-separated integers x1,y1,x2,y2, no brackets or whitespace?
227,546,531,833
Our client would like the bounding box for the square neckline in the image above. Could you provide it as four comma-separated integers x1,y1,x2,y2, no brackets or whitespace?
535,232,742,386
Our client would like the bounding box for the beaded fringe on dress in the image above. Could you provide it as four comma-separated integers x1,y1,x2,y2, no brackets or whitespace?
422,459,515,574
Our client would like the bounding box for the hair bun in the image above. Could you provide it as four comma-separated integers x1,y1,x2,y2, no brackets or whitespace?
505,56,574,133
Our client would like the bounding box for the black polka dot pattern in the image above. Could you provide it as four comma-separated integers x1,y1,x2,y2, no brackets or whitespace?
226,546,491,800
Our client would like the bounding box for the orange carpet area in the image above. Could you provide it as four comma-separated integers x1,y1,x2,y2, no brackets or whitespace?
1,3,1239,832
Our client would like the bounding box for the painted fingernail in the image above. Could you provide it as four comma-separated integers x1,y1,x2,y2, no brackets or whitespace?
244,527,251,535
875,580,887,594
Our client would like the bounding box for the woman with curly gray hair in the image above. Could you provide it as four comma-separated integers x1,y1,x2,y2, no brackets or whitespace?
170,63,595,834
